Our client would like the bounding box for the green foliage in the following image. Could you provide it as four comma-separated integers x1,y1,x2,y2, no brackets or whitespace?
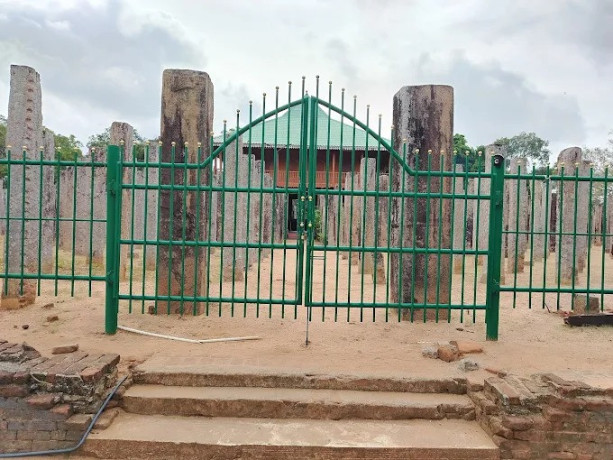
313,208,325,243
494,132,550,168
453,133,485,172
88,127,147,161
54,133,83,162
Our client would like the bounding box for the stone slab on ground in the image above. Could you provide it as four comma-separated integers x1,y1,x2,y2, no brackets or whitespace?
122,384,475,420
82,413,499,460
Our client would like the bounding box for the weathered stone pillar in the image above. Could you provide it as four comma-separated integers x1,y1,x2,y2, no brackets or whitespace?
531,179,551,262
576,160,591,272
144,142,159,269
41,128,56,272
557,147,583,284
2,65,56,309
390,85,453,315
506,158,528,273
452,164,466,274
221,138,249,281
113,122,135,281
157,69,213,314
0,179,6,235
377,174,389,247
261,170,274,259
592,203,602,247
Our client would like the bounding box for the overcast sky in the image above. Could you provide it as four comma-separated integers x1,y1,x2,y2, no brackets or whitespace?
0,0,611,159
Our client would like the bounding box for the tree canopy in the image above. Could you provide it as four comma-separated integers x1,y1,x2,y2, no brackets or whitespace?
87,127,147,161
494,132,550,168
453,133,486,171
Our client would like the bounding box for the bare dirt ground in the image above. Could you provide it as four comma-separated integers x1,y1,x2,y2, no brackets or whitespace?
1,246,612,390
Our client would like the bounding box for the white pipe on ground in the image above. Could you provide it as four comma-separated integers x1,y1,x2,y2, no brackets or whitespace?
117,326,261,344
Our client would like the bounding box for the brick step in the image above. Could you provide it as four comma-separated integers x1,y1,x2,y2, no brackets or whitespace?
81,413,499,460
123,384,475,420
133,363,468,394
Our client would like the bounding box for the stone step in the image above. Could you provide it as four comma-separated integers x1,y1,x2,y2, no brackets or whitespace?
133,365,469,394
123,384,475,420
81,413,499,460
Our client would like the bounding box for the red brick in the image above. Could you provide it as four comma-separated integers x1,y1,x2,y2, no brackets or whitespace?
437,344,459,362
0,430,17,441
502,415,534,431
0,384,28,397
65,413,92,431
26,393,57,409
548,452,576,460
544,406,574,421
50,404,73,417
80,366,103,383
486,378,522,405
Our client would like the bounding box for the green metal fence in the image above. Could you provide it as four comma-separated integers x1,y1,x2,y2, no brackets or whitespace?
1,85,610,341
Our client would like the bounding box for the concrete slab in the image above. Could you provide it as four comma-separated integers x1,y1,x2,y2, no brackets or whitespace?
83,413,499,459
123,384,475,420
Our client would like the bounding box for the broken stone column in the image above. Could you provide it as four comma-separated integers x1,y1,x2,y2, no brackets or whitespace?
452,164,466,274
576,160,591,272
506,158,528,273
114,122,135,282
592,203,602,247
2,65,56,309
531,180,551,263
390,85,453,316
377,174,389,248
221,138,249,281
157,69,213,314
358,157,379,278
470,147,506,284
0,179,6,235
144,142,159,269
261,170,274,259
342,172,361,264
557,147,584,284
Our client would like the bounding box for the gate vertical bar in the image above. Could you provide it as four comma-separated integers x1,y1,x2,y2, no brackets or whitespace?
485,153,504,341
105,145,122,334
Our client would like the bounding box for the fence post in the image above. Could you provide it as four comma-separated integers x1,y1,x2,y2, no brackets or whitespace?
486,153,505,340
105,145,121,334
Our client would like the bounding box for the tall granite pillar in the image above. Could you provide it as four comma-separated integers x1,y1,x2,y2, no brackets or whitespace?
41,128,56,272
144,142,159,269
358,157,378,275
377,174,390,247
221,138,249,281
157,69,213,314
113,122,135,281
506,158,528,273
452,164,466,274
2,65,56,309
390,85,453,314
557,147,583,284
531,180,551,262
576,160,591,272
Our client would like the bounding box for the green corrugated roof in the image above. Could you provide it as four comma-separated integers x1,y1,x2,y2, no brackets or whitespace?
214,104,388,150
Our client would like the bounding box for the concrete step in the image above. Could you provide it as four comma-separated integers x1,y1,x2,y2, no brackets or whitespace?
82,413,499,460
133,366,469,394
123,384,475,420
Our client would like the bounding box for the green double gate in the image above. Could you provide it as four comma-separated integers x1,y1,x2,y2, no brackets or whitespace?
104,93,504,339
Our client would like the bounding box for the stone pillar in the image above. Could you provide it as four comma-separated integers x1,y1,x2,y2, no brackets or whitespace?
557,147,583,284
157,69,213,314
144,142,159,269
576,160,591,272
113,122,135,281
261,171,274,259
377,174,389,247
221,138,249,281
0,179,6,235
325,193,339,247
2,65,56,309
506,158,528,273
452,164,466,274
358,157,378,276
390,85,453,314
607,200,613,258
342,172,361,264
531,180,551,262
41,128,56,272
592,203,602,247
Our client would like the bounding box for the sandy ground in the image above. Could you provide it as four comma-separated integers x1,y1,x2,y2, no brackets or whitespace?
1,246,612,390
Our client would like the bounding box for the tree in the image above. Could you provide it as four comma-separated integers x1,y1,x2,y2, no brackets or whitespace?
584,130,613,174
453,133,485,172
87,127,147,161
495,132,550,168
54,133,83,162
